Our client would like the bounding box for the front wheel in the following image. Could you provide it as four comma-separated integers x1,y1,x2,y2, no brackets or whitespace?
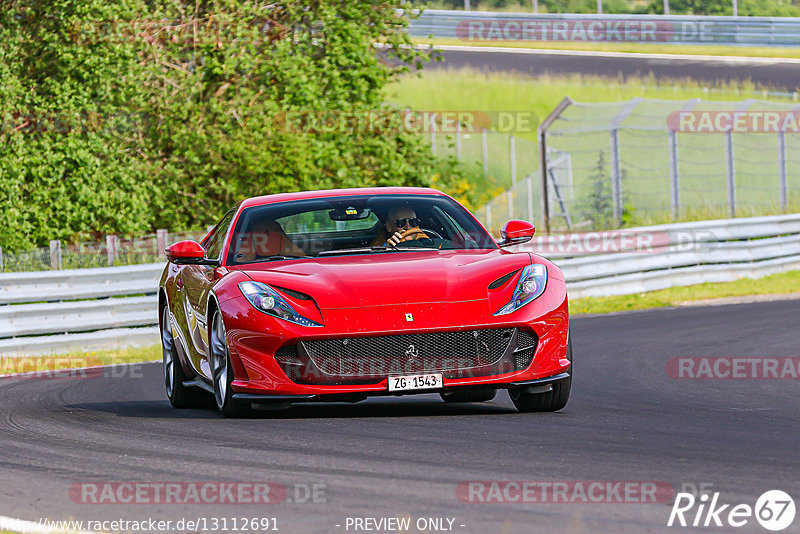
210,309,251,418
509,333,572,413
161,305,210,409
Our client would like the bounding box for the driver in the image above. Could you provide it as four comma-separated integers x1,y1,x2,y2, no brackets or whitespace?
383,205,429,246
234,219,305,262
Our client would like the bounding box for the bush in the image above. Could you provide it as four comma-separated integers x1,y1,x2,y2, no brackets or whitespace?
0,0,465,251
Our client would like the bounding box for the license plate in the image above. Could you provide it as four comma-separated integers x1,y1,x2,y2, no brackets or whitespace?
387,373,443,392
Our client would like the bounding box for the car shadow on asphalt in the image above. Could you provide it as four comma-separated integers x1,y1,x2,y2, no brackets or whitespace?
65,397,519,419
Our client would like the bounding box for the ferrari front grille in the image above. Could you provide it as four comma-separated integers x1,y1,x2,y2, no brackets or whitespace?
275,328,539,385
301,328,515,377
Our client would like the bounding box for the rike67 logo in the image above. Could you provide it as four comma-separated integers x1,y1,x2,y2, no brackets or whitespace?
668,490,796,531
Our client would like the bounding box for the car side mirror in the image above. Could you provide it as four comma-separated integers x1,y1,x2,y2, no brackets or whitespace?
497,220,535,248
165,240,221,266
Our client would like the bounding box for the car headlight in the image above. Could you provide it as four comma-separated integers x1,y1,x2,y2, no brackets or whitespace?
493,264,547,316
238,281,323,327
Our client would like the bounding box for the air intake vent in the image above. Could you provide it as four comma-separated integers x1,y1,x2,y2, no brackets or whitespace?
488,270,519,290
275,345,298,362
275,286,313,300
514,331,538,370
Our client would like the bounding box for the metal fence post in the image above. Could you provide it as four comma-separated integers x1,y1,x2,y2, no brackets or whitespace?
778,131,788,212
481,128,488,177
107,234,118,266
668,130,680,220
430,114,437,156
157,229,168,259
455,120,462,161
510,135,517,188
0,246,3,272
725,131,736,218
725,99,754,218
486,203,492,235
49,240,62,270
538,97,574,234
609,128,623,226
526,173,534,224
608,98,642,228
669,98,700,221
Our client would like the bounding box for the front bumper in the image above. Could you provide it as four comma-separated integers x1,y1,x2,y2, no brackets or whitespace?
231,372,572,405
220,279,570,398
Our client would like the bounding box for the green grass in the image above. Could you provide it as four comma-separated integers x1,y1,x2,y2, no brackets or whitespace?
414,36,800,60
0,344,160,375
570,269,800,315
385,70,793,141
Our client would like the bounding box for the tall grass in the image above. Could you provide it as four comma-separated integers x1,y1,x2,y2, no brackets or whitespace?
385,70,787,141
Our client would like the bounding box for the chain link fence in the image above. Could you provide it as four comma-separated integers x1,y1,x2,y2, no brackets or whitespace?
463,98,800,235
429,128,543,233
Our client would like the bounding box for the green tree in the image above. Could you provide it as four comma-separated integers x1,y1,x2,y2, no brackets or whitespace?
0,0,464,251
580,151,614,230
0,0,154,250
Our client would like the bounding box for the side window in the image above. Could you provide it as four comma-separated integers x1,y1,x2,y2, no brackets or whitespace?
204,210,235,260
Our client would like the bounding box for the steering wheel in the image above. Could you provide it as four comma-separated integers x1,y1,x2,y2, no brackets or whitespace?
387,227,431,247
420,228,444,240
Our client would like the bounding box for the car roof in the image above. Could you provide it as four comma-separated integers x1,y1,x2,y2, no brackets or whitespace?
239,187,449,209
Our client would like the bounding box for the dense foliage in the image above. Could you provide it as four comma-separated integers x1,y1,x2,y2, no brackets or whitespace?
0,1,458,251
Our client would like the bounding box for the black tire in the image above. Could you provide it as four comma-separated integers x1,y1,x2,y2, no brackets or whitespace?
440,389,497,403
509,333,572,413
161,305,211,409
210,309,252,418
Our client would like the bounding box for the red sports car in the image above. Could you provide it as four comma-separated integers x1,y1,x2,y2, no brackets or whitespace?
159,187,571,417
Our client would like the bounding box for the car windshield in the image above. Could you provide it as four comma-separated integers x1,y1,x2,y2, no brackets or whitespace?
226,194,497,265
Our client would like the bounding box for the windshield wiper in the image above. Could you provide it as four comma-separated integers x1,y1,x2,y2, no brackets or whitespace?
317,246,439,257
317,247,390,256
248,255,311,263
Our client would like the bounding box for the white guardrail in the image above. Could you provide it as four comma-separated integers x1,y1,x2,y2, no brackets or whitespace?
407,10,800,47
0,264,163,356
1,213,799,356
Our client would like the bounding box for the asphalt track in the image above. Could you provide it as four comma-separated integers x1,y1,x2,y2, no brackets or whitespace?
434,47,800,92
2,300,799,533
